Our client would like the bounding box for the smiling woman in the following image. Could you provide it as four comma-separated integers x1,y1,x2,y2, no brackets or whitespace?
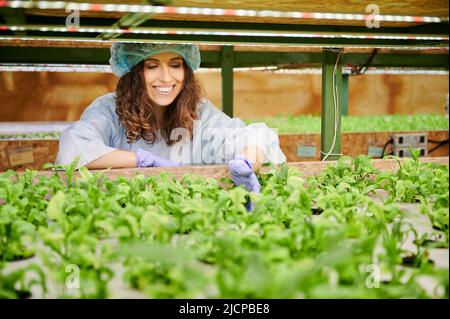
115,51,200,149
144,54,185,107
55,42,286,211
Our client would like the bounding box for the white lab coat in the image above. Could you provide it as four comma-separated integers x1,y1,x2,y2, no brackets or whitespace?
56,92,286,168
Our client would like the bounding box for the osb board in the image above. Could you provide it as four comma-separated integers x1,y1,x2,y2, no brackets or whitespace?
3,72,444,122
0,72,117,121
344,130,450,157
279,130,449,162
0,55,448,119
1,130,446,171
19,11,432,28
348,74,450,116
54,0,447,16
279,133,320,162
0,140,59,171
170,0,448,16
16,11,430,29
24,0,448,27
59,0,448,15
24,157,449,181
197,73,449,119
132,14,424,27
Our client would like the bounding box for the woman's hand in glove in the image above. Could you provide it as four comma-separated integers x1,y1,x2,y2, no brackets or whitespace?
136,148,179,167
228,155,261,211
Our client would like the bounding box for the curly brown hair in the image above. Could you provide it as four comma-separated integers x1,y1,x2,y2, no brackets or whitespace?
115,60,202,146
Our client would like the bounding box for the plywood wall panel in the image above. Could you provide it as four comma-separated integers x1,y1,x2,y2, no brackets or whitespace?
0,72,117,121
279,130,449,162
196,72,323,117
0,72,448,121
198,73,449,118
17,157,450,182
0,140,59,171
1,130,446,171
349,74,450,115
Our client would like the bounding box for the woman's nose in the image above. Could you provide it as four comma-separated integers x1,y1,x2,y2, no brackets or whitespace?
159,65,172,82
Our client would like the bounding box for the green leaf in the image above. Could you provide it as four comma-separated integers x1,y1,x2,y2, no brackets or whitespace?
46,191,66,220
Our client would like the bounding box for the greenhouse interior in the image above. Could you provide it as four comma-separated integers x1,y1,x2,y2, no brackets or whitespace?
0,0,449,303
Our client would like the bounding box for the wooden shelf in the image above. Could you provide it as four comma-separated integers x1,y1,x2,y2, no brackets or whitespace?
13,156,450,180
279,130,449,161
1,130,448,171
24,0,449,27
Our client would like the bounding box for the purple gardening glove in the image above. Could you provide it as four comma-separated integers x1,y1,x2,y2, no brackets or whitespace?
228,155,261,211
136,148,179,168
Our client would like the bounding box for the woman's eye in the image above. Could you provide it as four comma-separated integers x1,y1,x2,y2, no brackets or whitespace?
146,65,158,69
170,64,182,68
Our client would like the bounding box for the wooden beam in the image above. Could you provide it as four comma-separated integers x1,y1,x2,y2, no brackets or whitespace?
22,0,449,27
1,130,448,171
279,130,449,162
25,157,449,181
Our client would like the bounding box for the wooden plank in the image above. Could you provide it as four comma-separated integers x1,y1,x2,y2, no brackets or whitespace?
287,156,448,176
133,14,427,27
0,140,59,171
0,130,447,171
24,156,449,181
23,0,448,27
280,133,321,161
18,11,437,28
279,130,449,162
170,0,448,17
58,0,448,16
344,130,450,157
59,0,448,16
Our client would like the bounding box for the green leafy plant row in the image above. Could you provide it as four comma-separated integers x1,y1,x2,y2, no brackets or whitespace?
0,153,448,299
245,114,449,134
1,114,447,141
0,132,61,141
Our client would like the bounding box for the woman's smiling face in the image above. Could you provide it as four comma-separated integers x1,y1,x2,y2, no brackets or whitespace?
143,52,185,107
